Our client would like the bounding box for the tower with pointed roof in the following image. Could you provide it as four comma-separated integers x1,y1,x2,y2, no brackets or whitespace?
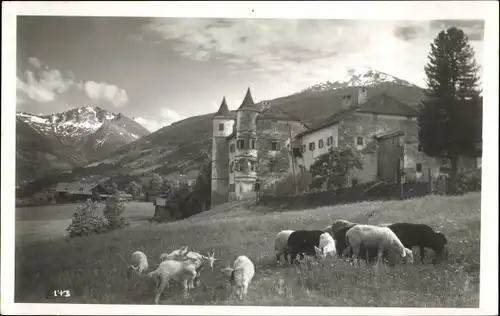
232,87,260,200
211,97,235,207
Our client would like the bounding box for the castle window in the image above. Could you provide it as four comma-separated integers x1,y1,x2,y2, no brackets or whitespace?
250,161,257,172
254,181,260,192
309,142,315,151
327,136,333,146
230,144,235,153
356,137,364,146
301,145,306,153
218,123,224,131
229,183,235,192
351,178,359,186
269,163,277,173
230,162,234,173
318,139,324,149
271,141,280,151
251,139,256,149
237,139,245,149
416,163,423,173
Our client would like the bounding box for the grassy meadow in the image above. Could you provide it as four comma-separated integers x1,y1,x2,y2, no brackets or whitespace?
14,193,481,307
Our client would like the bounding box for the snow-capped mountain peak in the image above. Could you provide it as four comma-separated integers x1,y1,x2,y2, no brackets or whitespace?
301,67,418,93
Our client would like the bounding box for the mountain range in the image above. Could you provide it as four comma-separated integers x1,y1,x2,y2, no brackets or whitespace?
16,106,150,184
17,68,428,195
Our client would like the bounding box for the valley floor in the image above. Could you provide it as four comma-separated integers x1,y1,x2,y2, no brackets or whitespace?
14,193,481,307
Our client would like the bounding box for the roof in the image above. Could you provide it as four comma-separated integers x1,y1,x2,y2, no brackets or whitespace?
257,105,303,122
237,87,259,111
374,130,405,140
297,93,418,138
357,93,419,117
212,97,233,119
55,181,104,194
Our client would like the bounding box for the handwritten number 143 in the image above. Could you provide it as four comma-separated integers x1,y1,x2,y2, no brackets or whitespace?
53,290,71,297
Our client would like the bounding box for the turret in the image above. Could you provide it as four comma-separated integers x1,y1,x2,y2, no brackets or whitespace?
210,97,235,208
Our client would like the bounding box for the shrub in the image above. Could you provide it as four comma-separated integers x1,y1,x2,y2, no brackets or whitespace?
103,194,130,230
457,169,481,193
274,171,312,195
66,199,109,238
309,148,363,191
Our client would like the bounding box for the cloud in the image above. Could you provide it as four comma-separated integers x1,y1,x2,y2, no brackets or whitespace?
134,108,186,132
143,18,484,92
84,81,129,107
17,60,74,103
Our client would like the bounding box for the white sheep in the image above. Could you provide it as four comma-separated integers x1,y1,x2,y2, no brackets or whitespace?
314,232,337,260
129,251,148,276
345,224,414,269
147,259,198,304
274,230,294,263
221,255,255,300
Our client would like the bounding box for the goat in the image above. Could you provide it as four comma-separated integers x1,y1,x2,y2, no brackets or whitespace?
147,259,197,304
163,247,218,287
221,255,255,300
128,251,148,277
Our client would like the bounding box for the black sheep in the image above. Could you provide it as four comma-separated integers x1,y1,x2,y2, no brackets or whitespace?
387,222,448,264
286,230,324,263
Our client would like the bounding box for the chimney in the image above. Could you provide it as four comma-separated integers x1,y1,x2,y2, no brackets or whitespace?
341,94,352,109
358,87,368,105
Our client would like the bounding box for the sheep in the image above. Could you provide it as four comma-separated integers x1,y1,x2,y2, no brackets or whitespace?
162,247,218,287
221,255,255,300
345,224,414,269
387,223,449,264
274,230,294,263
128,251,148,277
286,230,324,263
147,259,198,304
335,224,392,264
313,232,337,260
329,219,358,235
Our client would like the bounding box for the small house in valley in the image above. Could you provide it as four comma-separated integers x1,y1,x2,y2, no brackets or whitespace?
55,181,112,203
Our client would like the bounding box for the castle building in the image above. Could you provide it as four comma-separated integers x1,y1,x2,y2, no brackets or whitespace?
211,88,307,207
211,86,480,207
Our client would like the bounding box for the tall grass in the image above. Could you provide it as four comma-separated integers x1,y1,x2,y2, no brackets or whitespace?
15,193,480,307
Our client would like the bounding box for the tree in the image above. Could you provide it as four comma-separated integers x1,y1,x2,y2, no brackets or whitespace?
126,181,142,200
309,147,363,191
419,26,482,193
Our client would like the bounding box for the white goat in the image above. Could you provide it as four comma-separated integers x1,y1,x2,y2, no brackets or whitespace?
221,255,255,300
129,251,148,276
274,230,294,263
147,259,198,304
162,246,218,287
314,232,337,260
345,224,414,269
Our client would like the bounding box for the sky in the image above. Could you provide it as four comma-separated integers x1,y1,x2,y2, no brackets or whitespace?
16,17,485,132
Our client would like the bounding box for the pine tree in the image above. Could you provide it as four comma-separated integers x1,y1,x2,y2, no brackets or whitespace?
419,26,482,194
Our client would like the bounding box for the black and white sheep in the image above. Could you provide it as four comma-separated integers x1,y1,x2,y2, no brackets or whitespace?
345,224,414,268
387,222,448,264
274,230,294,263
286,230,325,262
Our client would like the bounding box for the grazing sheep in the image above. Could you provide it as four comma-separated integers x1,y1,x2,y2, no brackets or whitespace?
286,230,324,263
129,251,149,276
330,219,358,234
274,230,294,263
314,232,337,260
164,248,218,287
335,224,392,264
345,224,414,268
221,255,255,300
387,223,448,264
147,259,198,304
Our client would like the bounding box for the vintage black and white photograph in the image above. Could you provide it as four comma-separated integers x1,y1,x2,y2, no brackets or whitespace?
2,1,498,315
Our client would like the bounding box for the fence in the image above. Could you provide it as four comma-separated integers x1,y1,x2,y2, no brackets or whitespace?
258,180,431,211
